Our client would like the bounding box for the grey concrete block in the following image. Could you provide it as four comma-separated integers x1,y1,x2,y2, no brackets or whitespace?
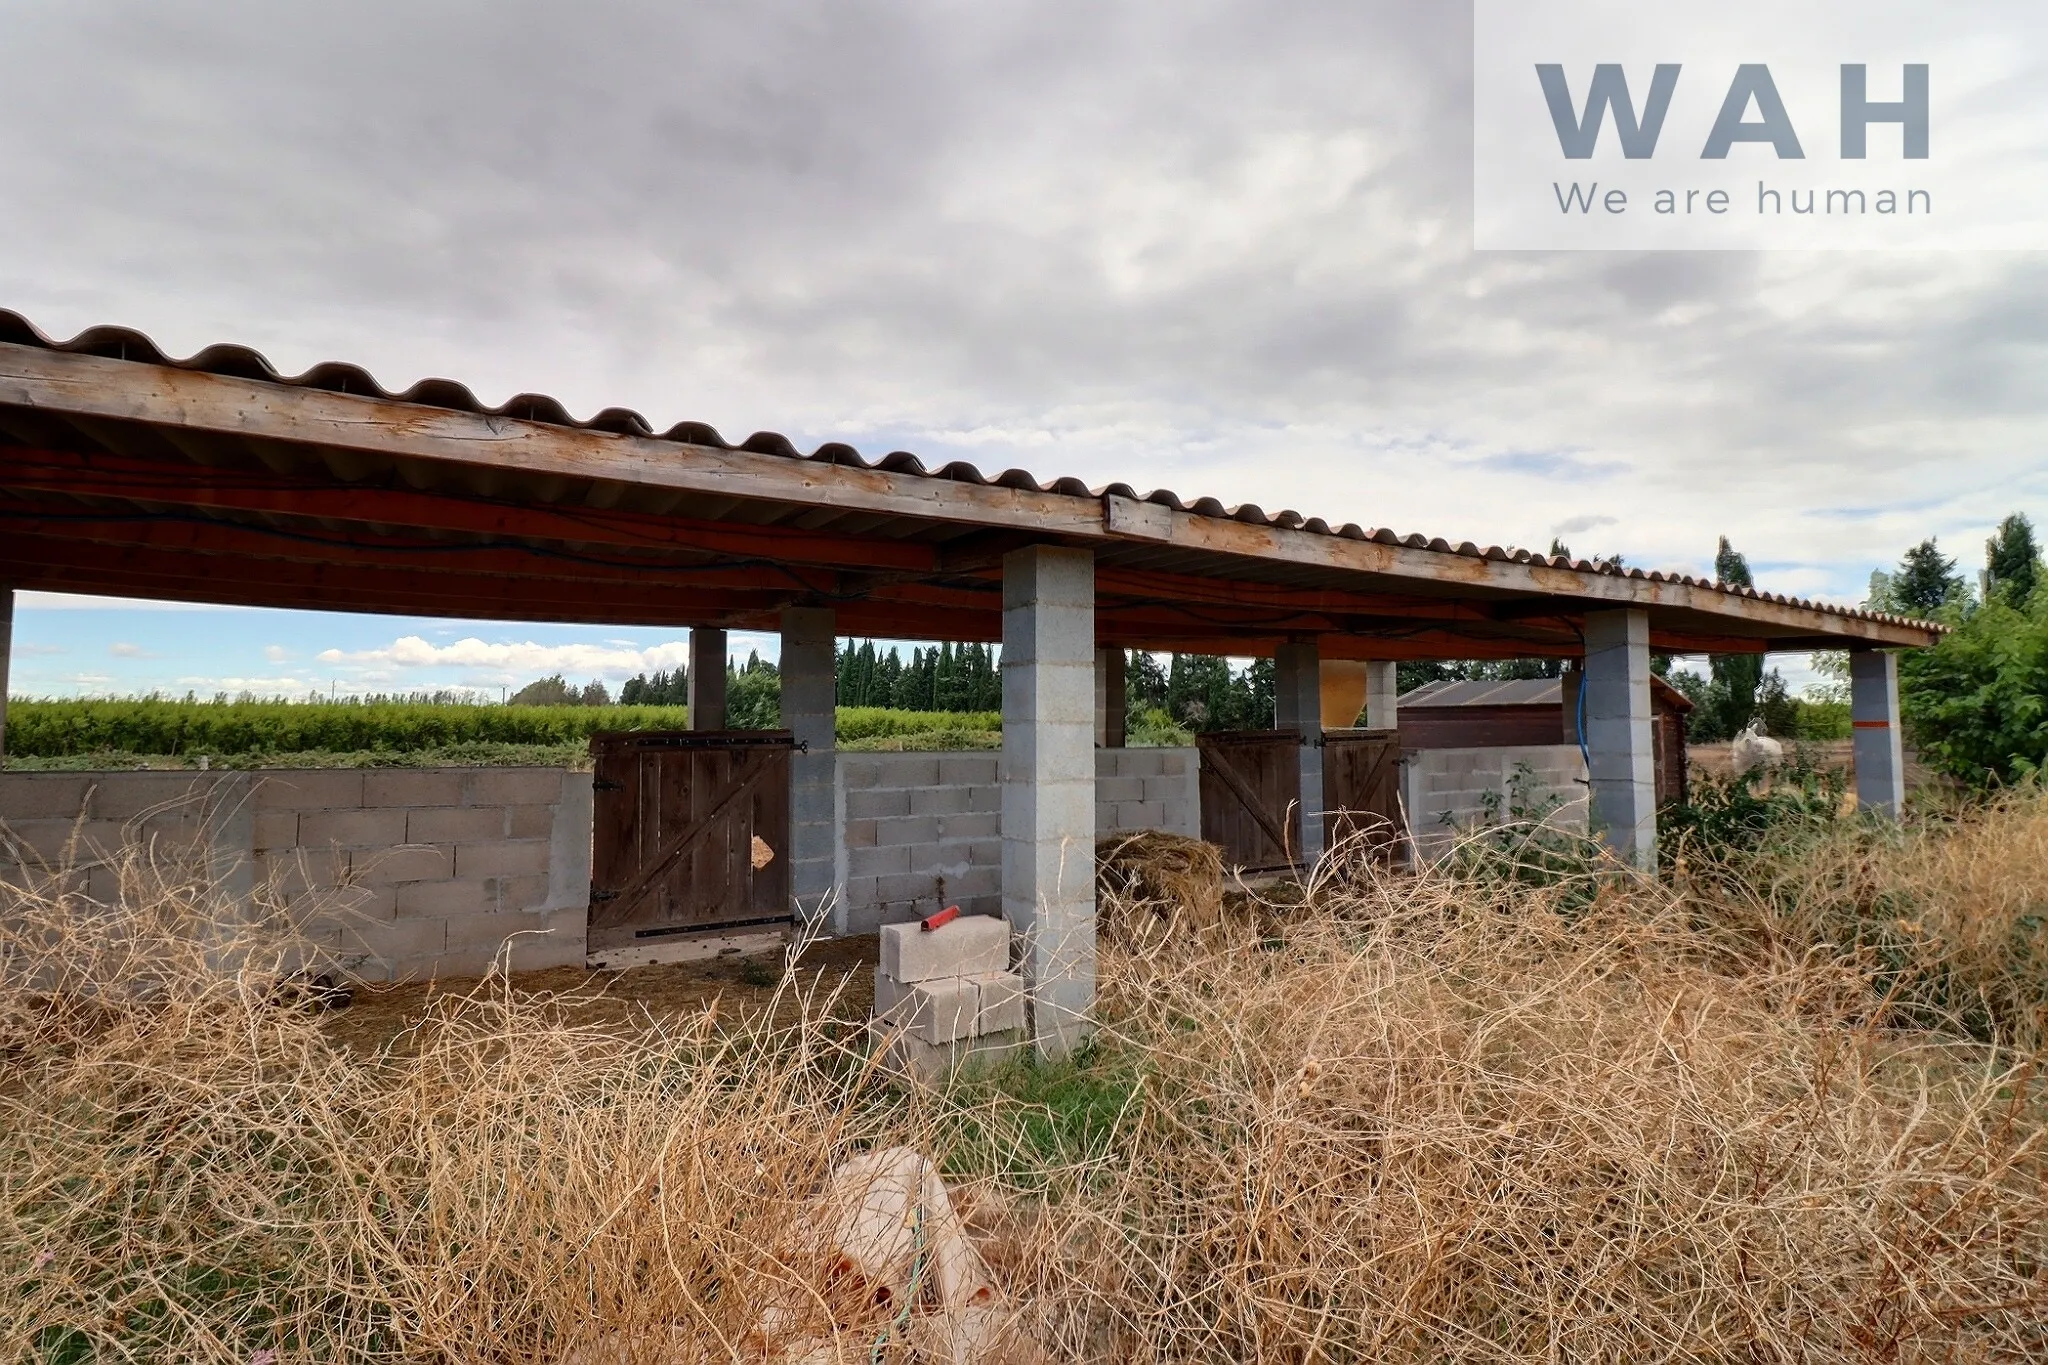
848,844,912,878
1000,721,1097,784
84,772,229,821
364,769,465,808
846,788,911,821
299,808,408,850
937,812,999,842
0,775,93,822
839,758,884,790
939,755,999,786
1097,776,1145,803
506,804,557,840
880,914,1009,983
393,878,488,918
873,971,979,1044
406,805,505,844
945,865,1001,901
486,872,550,910
843,817,880,849
352,844,452,885
349,915,447,964
461,769,566,808
544,773,593,914
887,756,945,789
876,871,945,905
909,784,975,817
876,814,941,847
443,909,546,957
453,839,549,879
969,971,1027,1035
869,1022,1028,1081
1112,800,1165,831
252,770,366,811
322,883,399,923
252,810,299,852
0,817,121,864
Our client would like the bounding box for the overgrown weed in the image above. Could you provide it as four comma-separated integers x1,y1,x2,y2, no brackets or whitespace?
5,795,2047,1361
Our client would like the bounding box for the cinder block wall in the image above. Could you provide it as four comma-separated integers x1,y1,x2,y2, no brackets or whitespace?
837,747,1199,935
1400,744,1588,860
0,767,591,983
4,748,1200,972
251,768,591,981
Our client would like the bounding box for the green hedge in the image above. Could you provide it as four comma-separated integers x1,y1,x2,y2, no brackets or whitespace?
3,699,1002,759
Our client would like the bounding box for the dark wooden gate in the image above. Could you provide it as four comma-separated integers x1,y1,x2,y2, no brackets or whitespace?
586,731,794,954
1322,728,1405,863
1196,729,1303,873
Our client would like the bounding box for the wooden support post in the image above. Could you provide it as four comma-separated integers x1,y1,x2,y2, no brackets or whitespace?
688,628,728,730
0,585,11,764
1095,646,1127,748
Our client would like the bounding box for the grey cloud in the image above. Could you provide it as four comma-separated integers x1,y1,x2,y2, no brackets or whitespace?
0,1,2042,606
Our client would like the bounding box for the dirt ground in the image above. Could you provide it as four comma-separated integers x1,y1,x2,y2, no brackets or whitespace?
320,933,880,1054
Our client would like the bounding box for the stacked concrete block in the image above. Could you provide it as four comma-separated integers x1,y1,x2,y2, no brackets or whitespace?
834,747,1199,934
255,767,592,981
1583,608,1657,869
0,765,592,984
870,915,1027,1078
1096,747,1200,838
1273,640,1325,861
781,607,840,924
0,770,252,909
840,752,1004,934
1401,744,1590,862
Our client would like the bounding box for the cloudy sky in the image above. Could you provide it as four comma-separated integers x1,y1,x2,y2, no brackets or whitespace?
5,1,2044,697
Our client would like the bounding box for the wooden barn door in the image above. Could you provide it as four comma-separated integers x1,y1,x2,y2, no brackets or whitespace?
1196,729,1303,873
586,731,794,955
1322,729,1405,864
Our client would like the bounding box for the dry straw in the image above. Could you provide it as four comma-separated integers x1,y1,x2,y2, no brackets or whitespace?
4,795,2046,1361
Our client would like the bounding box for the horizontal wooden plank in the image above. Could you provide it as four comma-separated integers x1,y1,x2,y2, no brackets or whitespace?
0,343,1108,536
0,443,940,572
0,341,1940,649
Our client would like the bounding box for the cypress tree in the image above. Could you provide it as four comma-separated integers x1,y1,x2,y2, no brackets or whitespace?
1893,538,1968,615
1985,513,2039,605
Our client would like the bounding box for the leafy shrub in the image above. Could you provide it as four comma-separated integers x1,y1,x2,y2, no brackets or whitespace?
1900,594,2048,786
5,698,1004,761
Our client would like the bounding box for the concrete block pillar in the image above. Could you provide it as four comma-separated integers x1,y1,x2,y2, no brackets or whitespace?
780,607,840,923
0,585,12,763
687,627,727,730
1850,649,1905,817
1095,646,1127,748
1274,639,1324,862
1583,609,1656,870
1365,660,1400,731
1000,545,1096,1058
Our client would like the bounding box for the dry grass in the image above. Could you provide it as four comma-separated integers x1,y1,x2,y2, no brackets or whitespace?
4,799,2047,1362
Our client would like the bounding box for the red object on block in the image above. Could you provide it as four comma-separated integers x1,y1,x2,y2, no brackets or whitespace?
920,905,962,933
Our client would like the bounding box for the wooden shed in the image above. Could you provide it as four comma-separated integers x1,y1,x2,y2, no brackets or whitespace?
1398,675,1694,806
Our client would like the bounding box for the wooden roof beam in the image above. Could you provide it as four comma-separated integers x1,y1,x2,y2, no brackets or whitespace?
0,343,1938,649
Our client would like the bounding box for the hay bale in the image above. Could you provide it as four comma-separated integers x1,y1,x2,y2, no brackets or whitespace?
1095,831,1227,945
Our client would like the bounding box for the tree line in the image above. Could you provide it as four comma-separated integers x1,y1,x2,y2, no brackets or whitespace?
1874,514,2047,785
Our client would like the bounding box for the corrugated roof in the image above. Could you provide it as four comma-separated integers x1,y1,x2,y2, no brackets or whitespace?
1403,678,1563,708
0,308,1937,636
1401,675,1695,712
